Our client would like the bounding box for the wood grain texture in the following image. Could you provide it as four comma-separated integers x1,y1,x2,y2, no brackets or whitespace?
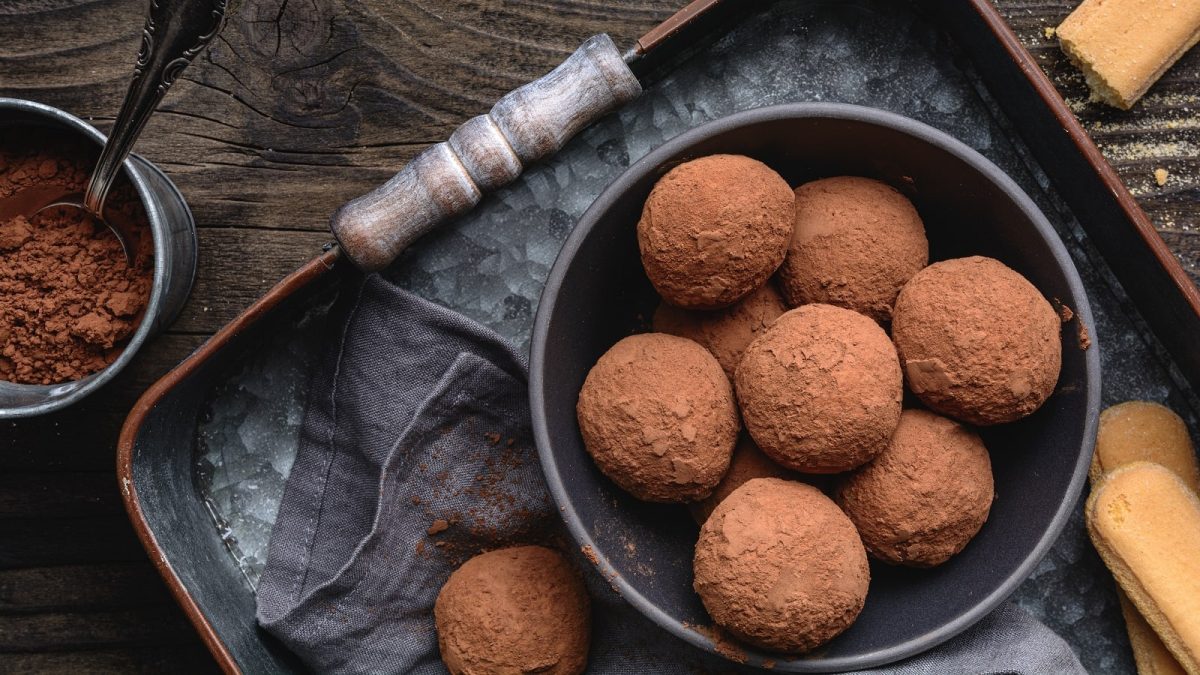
0,0,1195,671
331,33,641,270
996,0,1200,282
0,1,675,670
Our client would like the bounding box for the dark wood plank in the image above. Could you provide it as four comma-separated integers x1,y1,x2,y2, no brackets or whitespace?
171,229,334,334
0,605,199,651
0,473,123,519
0,645,219,675
0,563,170,612
0,518,148,570
994,0,1200,284
0,411,128,473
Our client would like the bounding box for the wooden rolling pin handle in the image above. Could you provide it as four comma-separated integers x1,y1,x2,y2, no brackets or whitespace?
331,33,642,272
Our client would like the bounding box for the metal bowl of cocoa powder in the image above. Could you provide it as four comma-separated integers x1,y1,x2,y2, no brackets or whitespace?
0,98,196,417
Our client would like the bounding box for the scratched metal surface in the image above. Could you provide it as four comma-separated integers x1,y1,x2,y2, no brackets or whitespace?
193,2,1199,671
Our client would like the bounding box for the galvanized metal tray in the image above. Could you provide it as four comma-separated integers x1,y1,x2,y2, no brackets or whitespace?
120,1,1200,672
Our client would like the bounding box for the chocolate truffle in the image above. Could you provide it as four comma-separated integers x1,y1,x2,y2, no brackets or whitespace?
652,283,787,379
892,256,1061,426
693,478,869,653
735,304,903,473
637,154,793,310
435,546,590,675
837,409,994,567
576,333,738,502
776,176,928,323
688,435,795,524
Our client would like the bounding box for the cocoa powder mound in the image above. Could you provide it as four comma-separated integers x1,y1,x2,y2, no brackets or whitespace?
576,333,738,502
0,130,153,385
892,256,1061,426
692,478,869,654
836,409,994,567
434,545,591,675
652,282,787,380
735,304,903,473
776,176,928,323
637,154,793,310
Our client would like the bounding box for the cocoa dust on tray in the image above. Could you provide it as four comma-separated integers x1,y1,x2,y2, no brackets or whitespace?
0,128,153,385
414,429,561,567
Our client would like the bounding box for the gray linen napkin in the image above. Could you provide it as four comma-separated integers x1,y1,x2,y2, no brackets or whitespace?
256,275,1086,674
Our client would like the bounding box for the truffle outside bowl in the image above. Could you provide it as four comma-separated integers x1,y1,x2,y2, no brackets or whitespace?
530,103,1100,671
0,98,196,418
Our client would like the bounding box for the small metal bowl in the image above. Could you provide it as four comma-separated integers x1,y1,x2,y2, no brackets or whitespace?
0,98,197,418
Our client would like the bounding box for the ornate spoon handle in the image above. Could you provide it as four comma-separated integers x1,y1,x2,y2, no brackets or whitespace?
84,0,228,215
330,34,642,272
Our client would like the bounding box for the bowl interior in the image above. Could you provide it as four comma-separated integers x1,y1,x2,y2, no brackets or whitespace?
0,99,180,416
531,105,1097,671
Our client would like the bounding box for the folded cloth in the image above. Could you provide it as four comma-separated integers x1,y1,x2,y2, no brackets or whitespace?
257,275,1086,675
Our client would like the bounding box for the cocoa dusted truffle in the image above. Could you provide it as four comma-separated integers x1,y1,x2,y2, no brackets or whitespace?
576,333,738,502
652,283,787,379
836,409,994,567
688,435,795,524
637,154,793,310
735,304,903,473
776,176,928,323
892,256,1061,425
693,478,869,653
435,546,590,675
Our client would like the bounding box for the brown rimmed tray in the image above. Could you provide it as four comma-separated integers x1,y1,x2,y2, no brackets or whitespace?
119,1,1200,672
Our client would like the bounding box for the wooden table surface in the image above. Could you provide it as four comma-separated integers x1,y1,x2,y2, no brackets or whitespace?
0,1,1196,672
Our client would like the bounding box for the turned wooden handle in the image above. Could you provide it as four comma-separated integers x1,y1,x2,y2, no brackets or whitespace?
330,34,642,272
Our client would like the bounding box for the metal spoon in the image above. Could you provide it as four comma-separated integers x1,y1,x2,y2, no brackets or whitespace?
0,0,228,261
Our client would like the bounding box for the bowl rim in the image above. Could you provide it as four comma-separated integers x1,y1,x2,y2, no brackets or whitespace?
0,97,178,418
529,102,1101,671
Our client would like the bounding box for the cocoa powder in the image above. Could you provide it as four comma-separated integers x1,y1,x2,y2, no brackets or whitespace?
576,332,738,503
637,154,794,310
891,256,1061,425
0,129,153,385
836,409,994,567
692,477,869,654
776,176,929,323
734,304,903,473
434,545,591,675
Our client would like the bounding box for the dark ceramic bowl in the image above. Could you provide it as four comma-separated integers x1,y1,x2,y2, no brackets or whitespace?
530,103,1100,671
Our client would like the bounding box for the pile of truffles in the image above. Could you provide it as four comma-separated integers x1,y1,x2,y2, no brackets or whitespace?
575,154,1065,657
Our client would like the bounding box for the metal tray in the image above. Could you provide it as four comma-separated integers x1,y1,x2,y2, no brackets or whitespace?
120,1,1200,672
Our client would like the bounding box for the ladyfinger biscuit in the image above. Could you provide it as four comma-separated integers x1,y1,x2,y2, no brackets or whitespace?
1057,0,1200,109
1087,462,1200,674
1092,401,1198,675
1094,401,1200,493
1120,592,1189,675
